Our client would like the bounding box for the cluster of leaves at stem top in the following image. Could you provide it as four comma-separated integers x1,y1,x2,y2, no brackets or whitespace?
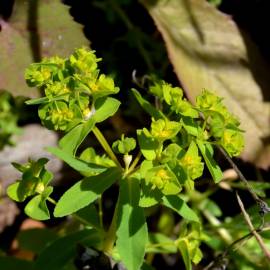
25,47,119,131
6,48,245,270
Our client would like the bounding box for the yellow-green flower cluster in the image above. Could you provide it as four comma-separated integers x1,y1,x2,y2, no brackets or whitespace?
145,165,181,195
196,90,244,156
179,142,204,180
151,119,181,142
25,48,119,131
150,80,198,117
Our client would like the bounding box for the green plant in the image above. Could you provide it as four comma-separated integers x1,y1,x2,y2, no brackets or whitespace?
7,47,245,270
0,90,23,149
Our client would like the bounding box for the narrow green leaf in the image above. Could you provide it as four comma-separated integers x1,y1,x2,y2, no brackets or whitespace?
54,168,121,217
76,204,101,229
197,141,223,183
18,228,58,254
25,97,49,105
201,199,222,217
116,178,148,270
25,195,50,220
0,256,35,270
35,229,101,270
59,118,95,155
93,97,121,123
47,147,107,175
131,88,164,120
181,117,199,136
162,195,199,223
178,239,192,270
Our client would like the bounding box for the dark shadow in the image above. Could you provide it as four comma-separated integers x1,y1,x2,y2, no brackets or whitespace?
0,0,15,20
27,0,41,62
240,30,270,101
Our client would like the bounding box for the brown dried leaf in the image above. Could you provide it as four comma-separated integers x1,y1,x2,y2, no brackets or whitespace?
142,0,270,168
0,0,89,97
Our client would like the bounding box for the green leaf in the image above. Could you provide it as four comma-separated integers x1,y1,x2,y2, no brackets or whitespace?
76,204,101,229
139,161,163,207
200,199,222,217
131,88,164,120
54,168,121,217
0,256,35,270
93,97,121,123
141,263,156,270
145,165,182,195
47,147,107,175
137,129,159,160
25,194,50,220
59,118,95,155
112,136,136,155
181,117,199,137
139,180,163,208
116,177,148,270
197,140,223,183
25,97,49,105
142,0,270,168
35,229,101,270
162,195,199,223
6,182,23,202
0,0,89,97
178,239,192,270
18,228,58,254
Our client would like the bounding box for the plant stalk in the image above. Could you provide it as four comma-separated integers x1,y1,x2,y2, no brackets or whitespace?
92,126,122,168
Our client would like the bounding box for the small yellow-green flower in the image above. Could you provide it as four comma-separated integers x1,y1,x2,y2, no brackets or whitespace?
25,65,52,87
220,129,244,157
179,142,204,180
151,119,181,141
145,165,181,195
45,82,70,99
69,48,100,74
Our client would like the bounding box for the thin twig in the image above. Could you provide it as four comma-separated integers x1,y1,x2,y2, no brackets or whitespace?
236,192,270,261
217,145,270,216
203,226,270,270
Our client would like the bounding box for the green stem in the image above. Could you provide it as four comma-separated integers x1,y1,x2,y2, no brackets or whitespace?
202,209,232,244
103,198,119,254
127,152,142,174
92,126,122,168
146,242,176,249
47,197,57,205
98,196,104,230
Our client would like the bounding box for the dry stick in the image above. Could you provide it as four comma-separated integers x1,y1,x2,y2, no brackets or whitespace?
204,146,270,269
217,145,270,217
203,226,270,270
236,192,270,261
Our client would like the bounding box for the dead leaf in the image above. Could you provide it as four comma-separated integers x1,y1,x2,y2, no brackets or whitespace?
0,0,89,97
142,0,270,168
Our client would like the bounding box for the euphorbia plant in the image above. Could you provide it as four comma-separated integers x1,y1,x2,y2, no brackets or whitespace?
7,48,244,270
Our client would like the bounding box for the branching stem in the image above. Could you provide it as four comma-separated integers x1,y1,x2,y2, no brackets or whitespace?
92,126,122,168
236,192,270,261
